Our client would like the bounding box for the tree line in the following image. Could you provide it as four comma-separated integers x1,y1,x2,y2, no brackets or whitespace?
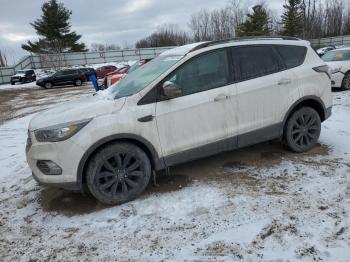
136,0,350,48
18,0,350,55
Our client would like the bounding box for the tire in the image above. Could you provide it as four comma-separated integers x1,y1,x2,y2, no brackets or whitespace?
11,82,15,85
74,79,83,86
86,142,151,205
44,82,53,89
341,72,350,90
20,77,27,84
284,107,321,153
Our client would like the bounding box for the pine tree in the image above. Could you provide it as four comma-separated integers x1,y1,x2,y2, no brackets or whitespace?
281,0,304,37
22,0,86,53
237,5,271,37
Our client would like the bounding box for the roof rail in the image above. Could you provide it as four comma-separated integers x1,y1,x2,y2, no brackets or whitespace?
189,36,301,52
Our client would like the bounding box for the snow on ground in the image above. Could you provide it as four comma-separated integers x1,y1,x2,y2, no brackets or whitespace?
0,91,350,261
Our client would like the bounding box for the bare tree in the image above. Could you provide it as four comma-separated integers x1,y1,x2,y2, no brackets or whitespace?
136,24,190,48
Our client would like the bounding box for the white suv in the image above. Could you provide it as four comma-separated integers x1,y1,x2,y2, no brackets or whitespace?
26,37,333,205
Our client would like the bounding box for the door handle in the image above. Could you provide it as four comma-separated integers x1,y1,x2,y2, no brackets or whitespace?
138,115,154,122
278,78,292,85
214,94,230,102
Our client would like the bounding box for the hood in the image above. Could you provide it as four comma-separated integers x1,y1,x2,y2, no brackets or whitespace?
29,94,126,130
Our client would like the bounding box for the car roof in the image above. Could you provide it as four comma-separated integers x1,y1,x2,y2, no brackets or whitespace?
161,36,309,57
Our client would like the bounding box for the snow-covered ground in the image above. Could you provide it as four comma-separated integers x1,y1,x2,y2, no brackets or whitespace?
0,91,349,261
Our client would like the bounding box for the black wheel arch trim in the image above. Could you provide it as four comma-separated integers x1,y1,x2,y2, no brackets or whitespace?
280,95,327,137
76,133,165,188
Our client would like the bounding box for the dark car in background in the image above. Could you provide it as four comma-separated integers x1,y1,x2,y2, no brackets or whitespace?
36,69,87,89
80,67,96,80
10,69,36,85
95,65,117,78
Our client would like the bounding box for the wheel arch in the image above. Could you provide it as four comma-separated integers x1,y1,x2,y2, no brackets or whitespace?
281,96,326,137
77,134,165,186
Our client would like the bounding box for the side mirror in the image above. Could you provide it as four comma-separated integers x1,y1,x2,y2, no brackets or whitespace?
162,81,182,99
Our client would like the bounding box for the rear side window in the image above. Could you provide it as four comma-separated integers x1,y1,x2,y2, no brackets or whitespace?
275,45,307,69
231,46,280,82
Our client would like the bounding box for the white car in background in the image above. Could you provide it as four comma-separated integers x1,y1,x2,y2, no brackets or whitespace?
323,47,350,90
317,46,336,56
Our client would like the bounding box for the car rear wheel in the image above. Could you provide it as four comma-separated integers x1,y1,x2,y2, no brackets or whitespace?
74,79,82,86
86,142,151,205
341,72,350,90
20,77,27,84
44,82,53,89
284,107,321,153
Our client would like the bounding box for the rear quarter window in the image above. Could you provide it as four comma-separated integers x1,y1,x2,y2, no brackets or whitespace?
275,45,307,69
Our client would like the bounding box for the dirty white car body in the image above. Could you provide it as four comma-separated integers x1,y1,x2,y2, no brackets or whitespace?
323,47,350,89
26,38,333,204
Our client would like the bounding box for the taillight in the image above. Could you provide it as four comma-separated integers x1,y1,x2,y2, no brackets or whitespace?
313,65,332,79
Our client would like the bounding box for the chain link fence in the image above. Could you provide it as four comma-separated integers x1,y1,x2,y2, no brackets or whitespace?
310,35,350,48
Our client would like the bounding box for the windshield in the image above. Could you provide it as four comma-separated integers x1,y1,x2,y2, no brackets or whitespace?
322,50,350,61
16,70,25,74
108,55,183,99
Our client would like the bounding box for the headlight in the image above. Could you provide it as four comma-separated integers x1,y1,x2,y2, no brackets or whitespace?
34,119,91,142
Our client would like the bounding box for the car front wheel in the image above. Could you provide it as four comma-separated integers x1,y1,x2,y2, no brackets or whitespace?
284,107,321,153
86,142,152,205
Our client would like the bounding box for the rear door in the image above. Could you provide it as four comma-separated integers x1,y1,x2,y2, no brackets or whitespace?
231,45,284,147
155,49,238,164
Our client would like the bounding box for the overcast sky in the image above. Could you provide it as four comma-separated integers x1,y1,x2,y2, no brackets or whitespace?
0,0,283,65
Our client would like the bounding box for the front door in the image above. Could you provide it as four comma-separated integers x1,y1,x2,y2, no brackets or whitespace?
155,49,238,165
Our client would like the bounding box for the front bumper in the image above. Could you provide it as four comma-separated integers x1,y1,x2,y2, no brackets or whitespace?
26,132,85,191
331,72,345,88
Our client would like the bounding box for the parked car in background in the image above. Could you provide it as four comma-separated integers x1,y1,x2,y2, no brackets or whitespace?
323,47,350,90
36,69,87,89
26,37,332,205
317,46,336,56
105,59,152,87
102,65,130,88
95,65,117,79
10,69,36,85
80,68,96,80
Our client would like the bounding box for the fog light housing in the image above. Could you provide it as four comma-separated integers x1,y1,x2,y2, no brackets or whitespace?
37,160,62,176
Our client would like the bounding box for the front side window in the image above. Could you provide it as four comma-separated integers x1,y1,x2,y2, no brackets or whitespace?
322,50,350,61
232,46,280,81
275,45,307,69
164,49,230,97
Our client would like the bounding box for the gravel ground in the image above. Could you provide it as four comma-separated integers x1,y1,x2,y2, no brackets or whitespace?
0,85,349,261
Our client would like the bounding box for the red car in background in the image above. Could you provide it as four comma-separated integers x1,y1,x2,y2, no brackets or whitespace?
95,65,117,78
104,59,152,87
